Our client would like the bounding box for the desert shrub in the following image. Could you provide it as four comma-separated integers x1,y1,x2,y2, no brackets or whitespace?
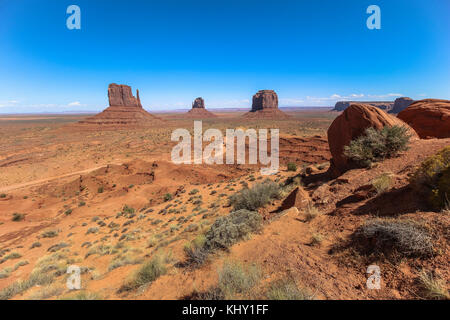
309,233,324,246
97,186,104,193
28,283,65,300
371,172,393,195
64,209,72,216
86,227,99,235
60,291,101,300
287,163,297,172
344,125,412,167
217,261,260,299
42,230,58,238
30,242,41,249
0,193,6,198
0,267,12,279
353,219,433,258
122,205,135,214
163,193,173,202
229,179,281,211
12,213,25,222
0,271,53,300
78,201,86,207
266,279,314,300
204,209,262,250
119,254,167,292
417,270,449,300
411,147,450,210
304,203,321,221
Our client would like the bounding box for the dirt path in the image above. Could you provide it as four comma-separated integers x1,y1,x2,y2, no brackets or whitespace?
0,163,122,193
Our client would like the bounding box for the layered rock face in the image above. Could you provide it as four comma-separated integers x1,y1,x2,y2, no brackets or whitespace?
244,90,290,119
333,101,394,112
186,97,217,118
391,97,414,114
327,103,417,177
251,90,278,111
192,97,205,109
398,99,450,138
108,83,142,108
78,83,163,127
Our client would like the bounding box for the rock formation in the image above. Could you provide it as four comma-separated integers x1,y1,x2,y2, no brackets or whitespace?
186,97,217,118
327,103,417,177
397,99,450,138
279,186,311,211
192,97,205,109
333,101,394,112
243,90,290,119
391,97,414,114
78,83,163,127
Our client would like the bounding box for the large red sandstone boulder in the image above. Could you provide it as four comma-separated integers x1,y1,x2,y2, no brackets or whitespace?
397,99,450,138
327,103,417,177
108,83,142,107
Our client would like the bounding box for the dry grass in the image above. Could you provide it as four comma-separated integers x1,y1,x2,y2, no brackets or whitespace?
418,270,449,300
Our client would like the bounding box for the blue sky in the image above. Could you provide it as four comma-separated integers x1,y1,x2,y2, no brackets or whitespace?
0,0,449,113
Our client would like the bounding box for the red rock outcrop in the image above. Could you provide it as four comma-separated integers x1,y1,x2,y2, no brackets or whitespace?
108,83,142,108
186,97,217,118
279,186,311,211
243,90,290,119
397,99,450,139
78,83,163,127
327,103,417,177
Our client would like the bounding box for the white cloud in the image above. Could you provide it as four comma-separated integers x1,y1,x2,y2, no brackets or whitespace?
68,101,82,107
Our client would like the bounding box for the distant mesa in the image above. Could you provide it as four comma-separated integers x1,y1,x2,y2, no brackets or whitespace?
185,97,217,118
243,90,290,119
391,97,414,114
333,101,395,112
397,99,450,139
78,83,163,127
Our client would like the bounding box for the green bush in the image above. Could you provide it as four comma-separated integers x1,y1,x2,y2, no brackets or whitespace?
344,125,412,167
411,147,450,210
119,255,167,292
12,213,25,222
287,163,297,172
229,179,281,211
204,209,262,250
163,193,173,202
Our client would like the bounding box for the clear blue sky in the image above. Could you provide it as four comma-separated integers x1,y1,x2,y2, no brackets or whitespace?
0,0,449,113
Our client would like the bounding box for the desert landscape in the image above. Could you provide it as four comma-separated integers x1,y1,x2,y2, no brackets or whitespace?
0,84,448,300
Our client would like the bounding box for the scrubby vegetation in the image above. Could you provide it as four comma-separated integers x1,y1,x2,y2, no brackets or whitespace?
204,209,262,250
287,162,297,172
344,125,412,167
119,252,169,292
266,279,314,300
12,213,25,222
371,172,393,195
228,179,281,211
353,219,433,259
411,146,450,210
417,270,449,300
